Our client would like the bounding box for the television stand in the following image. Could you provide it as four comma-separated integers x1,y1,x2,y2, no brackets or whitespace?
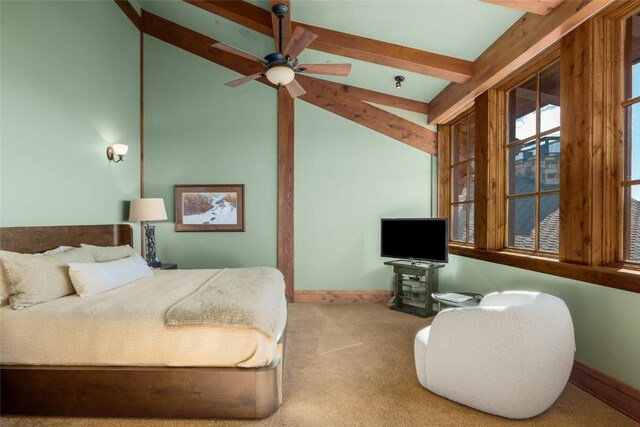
384,260,444,318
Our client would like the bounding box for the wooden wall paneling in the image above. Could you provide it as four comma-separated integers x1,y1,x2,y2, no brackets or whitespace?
560,16,621,266
277,91,295,302
114,0,141,31
428,0,616,124
184,0,474,82
142,11,437,154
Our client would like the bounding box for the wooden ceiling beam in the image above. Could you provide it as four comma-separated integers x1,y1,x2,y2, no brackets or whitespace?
481,0,564,16
335,84,429,115
114,0,141,31
297,76,436,154
184,0,473,83
428,0,615,124
269,0,290,52
142,10,437,155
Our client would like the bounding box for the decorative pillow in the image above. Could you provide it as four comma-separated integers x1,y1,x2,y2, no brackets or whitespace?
1,246,74,306
69,254,153,297
0,247,95,309
42,245,76,255
0,270,8,307
81,244,137,263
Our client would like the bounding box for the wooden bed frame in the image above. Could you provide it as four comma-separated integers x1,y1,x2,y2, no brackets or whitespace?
0,224,285,418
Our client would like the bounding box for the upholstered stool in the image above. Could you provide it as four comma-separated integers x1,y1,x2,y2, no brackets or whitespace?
414,291,575,419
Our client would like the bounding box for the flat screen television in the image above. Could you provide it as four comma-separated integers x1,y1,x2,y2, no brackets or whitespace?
380,218,448,264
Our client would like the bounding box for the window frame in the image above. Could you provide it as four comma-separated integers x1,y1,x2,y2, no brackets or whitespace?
437,2,640,294
449,111,475,245
622,14,640,264
504,61,561,255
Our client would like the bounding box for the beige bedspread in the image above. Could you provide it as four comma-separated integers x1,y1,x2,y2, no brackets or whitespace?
0,269,287,368
166,267,284,339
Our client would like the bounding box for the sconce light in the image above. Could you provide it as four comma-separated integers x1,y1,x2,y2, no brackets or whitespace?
395,76,405,89
106,144,129,163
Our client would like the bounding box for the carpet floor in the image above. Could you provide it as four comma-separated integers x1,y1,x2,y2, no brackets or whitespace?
2,303,635,426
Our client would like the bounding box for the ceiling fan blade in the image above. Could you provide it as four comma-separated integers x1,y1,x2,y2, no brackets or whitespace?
225,73,264,88
284,79,306,98
298,64,352,77
283,26,317,59
212,42,266,64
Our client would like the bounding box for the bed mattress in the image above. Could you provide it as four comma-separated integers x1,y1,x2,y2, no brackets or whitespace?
0,269,287,368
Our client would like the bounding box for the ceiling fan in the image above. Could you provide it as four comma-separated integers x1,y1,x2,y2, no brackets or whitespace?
211,3,352,98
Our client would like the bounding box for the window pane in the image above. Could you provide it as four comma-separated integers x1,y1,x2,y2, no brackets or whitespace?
539,62,560,133
451,119,469,164
624,185,640,262
627,103,640,181
540,131,560,191
469,202,475,244
452,163,469,202
508,140,536,195
469,114,475,159
628,13,640,100
469,161,475,200
507,197,535,250
451,204,467,243
539,193,559,253
508,76,537,142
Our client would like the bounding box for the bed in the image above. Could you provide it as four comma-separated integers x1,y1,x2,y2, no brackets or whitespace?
0,224,286,418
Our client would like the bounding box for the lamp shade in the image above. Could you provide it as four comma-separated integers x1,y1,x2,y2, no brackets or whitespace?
129,198,168,222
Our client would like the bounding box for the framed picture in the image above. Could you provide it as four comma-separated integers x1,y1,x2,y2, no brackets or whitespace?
175,185,245,232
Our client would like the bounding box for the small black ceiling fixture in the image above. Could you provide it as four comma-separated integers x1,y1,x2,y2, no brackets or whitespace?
395,76,405,89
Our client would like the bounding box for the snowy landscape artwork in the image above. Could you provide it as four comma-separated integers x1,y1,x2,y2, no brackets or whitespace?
183,192,237,225
175,185,245,232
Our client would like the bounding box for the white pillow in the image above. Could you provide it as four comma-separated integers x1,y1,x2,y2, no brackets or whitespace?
81,244,137,263
69,254,153,297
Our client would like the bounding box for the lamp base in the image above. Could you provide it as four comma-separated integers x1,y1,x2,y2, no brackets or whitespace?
143,224,161,268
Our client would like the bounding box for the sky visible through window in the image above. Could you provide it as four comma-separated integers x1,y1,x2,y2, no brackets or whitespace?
631,64,640,202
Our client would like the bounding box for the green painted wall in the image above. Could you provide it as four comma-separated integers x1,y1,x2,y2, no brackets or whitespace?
440,255,640,389
143,36,277,269
294,101,433,290
0,1,140,244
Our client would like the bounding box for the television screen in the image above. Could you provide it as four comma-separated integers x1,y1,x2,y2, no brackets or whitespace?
380,218,448,263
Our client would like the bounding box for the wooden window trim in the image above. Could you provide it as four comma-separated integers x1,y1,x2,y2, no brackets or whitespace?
449,112,476,245
449,244,640,294
438,2,640,294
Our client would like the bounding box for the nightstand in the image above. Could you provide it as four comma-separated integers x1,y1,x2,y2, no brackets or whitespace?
156,263,177,270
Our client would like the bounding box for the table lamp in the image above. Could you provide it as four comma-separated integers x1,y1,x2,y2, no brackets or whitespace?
129,198,168,267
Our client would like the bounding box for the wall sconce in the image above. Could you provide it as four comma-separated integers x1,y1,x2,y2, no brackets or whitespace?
395,76,405,89
106,144,129,163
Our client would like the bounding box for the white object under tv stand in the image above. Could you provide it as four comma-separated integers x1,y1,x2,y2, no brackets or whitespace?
384,260,444,318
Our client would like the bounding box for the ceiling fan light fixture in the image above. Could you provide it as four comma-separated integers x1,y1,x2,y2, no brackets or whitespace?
266,65,295,86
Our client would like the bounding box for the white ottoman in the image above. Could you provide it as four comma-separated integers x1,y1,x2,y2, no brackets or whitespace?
414,291,575,419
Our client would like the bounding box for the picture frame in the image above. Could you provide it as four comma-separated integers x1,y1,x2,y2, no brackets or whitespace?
175,185,245,232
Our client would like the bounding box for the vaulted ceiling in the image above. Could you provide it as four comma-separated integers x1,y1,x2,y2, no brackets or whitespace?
135,0,524,107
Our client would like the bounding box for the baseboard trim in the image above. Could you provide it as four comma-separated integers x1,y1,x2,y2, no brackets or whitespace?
569,360,640,422
294,290,393,304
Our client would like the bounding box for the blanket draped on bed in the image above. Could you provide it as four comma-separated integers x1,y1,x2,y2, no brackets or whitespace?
165,267,284,339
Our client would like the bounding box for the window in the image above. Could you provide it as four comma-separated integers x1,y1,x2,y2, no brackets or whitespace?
450,113,474,244
624,13,640,263
505,61,560,253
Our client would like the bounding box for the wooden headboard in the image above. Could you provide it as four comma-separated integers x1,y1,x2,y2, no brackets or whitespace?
0,225,133,253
